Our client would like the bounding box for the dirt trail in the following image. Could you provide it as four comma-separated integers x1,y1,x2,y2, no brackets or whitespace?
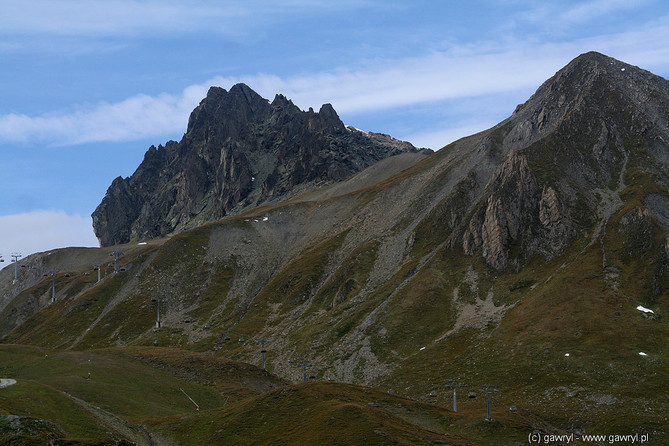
59,390,161,445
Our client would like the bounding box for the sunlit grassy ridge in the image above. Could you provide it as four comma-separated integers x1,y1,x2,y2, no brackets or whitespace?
147,381,540,445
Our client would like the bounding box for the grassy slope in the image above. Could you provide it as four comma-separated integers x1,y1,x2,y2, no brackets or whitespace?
0,345,257,443
149,381,537,445
0,345,545,445
376,235,668,442
3,202,666,442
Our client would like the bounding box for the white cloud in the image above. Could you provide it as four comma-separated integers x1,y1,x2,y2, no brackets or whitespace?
0,88,206,145
224,49,560,114
0,0,371,38
2,17,669,147
513,0,654,29
0,46,560,146
559,0,653,25
0,210,98,258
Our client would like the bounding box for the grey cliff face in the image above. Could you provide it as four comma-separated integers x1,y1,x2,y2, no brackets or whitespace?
462,151,572,270
92,84,425,247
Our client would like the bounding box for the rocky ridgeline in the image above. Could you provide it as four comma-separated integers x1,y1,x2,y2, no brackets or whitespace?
92,84,426,247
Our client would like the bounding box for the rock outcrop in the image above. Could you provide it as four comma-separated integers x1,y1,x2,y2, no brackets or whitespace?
92,84,426,246
462,151,572,270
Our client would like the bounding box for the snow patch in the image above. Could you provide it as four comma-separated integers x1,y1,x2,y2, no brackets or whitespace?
0,379,16,388
138,242,147,245
346,125,368,134
564,353,570,357
636,305,654,314
638,352,648,356
419,346,426,351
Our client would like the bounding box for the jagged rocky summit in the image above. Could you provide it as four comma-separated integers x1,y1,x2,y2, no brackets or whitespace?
92,84,427,246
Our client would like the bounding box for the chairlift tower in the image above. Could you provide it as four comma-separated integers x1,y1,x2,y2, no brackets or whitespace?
93,264,101,282
288,359,312,382
43,270,58,303
446,380,465,412
110,251,124,273
151,293,167,328
480,386,499,421
258,338,269,370
11,253,21,281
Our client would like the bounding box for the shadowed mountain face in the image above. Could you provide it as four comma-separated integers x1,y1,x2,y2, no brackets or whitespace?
91,84,425,247
4,52,669,442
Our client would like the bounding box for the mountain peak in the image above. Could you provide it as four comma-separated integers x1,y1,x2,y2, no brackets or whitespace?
509,51,669,146
318,103,343,128
186,84,270,137
459,51,669,270
541,51,664,96
92,85,422,246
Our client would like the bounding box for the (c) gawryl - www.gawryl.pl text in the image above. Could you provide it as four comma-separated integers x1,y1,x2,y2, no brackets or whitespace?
528,431,650,444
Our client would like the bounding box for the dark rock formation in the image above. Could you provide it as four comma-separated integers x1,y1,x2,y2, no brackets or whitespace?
463,151,540,269
92,84,426,246
462,150,572,270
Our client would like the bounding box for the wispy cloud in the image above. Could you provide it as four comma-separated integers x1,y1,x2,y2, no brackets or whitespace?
559,0,653,25
0,210,98,258
0,90,203,144
2,16,669,147
513,0,654,26
0,45,562,146
1,0,371,38
503,0,657,38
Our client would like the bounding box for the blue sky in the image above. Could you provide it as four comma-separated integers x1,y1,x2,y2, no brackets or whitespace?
2,0,669,260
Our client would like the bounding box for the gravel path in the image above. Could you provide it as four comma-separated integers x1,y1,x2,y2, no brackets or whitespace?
59,390,161,445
